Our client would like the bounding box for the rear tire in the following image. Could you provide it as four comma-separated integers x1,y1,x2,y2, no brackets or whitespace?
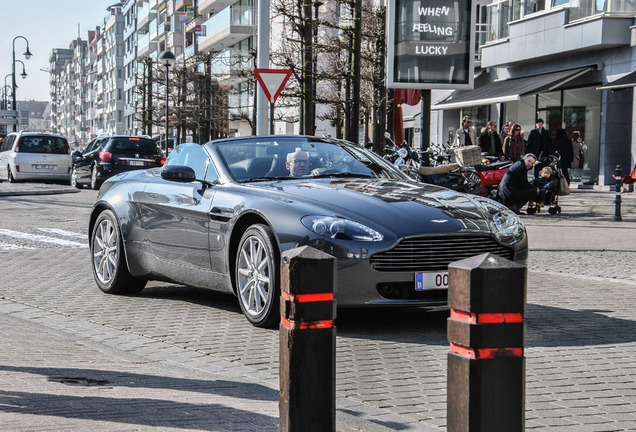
235,224,279,328
7,167,17,183
91,210,146,294
90,165,101,190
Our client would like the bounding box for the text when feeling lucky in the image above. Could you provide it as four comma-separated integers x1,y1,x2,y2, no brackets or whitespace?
412,6,453,56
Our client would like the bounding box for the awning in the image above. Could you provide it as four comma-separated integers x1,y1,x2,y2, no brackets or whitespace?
433,67,594,110
596,71,636,91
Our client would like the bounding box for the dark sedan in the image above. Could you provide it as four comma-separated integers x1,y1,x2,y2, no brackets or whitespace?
88,136,528,327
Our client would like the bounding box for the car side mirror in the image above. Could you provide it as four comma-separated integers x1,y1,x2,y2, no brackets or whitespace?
161,164,196,183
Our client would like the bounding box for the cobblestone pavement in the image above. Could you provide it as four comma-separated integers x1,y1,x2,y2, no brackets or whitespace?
0,184,635,431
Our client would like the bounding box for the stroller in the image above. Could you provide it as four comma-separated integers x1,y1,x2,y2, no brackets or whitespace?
526,154,563,215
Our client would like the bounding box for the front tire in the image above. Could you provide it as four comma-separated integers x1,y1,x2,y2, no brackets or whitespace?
235,224,279,328
91,210,146,294
71,167,82,189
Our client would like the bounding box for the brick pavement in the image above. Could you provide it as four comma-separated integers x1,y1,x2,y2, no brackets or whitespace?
0,182,635,431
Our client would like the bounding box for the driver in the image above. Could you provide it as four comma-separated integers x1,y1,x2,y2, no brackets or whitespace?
286,148,310,177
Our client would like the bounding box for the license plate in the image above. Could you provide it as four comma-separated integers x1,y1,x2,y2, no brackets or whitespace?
415,271,448,291
127,160,145,166
34,164,55,170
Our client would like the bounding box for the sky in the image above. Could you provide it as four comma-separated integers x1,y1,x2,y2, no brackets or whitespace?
0,0,119,102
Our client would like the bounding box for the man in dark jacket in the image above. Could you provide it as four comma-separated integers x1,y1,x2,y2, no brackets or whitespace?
526,118,554,177
498,153,539,214
478,120,504,159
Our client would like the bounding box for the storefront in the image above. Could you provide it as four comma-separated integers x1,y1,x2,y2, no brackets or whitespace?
432,66,622,185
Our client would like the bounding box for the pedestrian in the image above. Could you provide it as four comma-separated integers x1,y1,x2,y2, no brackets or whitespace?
502,123,526,161
498,153,540,214
500,123,511,139
454,115,478,147
553,128,573,184
526,118,554,158
527,118,554,177
478,120,504,160
571,131,587,169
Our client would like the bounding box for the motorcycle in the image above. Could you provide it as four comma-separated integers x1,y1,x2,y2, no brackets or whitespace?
464,156,512,199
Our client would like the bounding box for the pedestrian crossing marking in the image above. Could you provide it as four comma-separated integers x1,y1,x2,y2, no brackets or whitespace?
0,228,87,249
36,228,87,239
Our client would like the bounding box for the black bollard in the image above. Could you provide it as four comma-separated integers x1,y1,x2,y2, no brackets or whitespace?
614,165,622,222
279,246,336,432
447,253,526,432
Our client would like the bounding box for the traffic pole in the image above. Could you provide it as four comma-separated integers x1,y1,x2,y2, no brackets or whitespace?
447,253,526,432
279,246,336,432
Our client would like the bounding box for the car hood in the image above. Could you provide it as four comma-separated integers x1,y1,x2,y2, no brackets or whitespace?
251,178,492,235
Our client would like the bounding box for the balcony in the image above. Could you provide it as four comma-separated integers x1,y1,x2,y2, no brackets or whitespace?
210,49,251,85
138,3,156,30
198,6,254,54
175,0,193,11
137,32,157,57
198,0,235,15
481,2,634,68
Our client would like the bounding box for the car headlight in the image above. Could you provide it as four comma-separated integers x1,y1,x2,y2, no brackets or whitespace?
472,197,525,246
301,216,383,241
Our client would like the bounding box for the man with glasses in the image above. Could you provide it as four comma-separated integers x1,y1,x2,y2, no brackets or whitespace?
454,115,477,147
286,148,310,177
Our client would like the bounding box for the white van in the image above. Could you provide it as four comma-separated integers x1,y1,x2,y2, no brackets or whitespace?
0,131,72,183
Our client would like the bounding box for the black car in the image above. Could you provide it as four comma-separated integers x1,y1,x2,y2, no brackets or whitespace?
71,135,165,189
88,136,528,327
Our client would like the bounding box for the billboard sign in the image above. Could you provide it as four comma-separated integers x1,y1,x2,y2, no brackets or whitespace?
386,0,475,89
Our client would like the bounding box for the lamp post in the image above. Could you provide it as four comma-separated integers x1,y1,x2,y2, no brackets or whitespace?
2,85,12,111
159,50,176,154
4,74,13,109
12,36,32,131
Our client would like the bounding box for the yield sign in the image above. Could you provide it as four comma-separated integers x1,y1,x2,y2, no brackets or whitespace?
254,68,292,104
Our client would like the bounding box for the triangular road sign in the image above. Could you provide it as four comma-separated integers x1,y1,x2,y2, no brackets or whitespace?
254,68,292,104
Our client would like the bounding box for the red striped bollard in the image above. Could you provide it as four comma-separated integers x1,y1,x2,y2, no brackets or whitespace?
447,253,526,432
279,246,336,432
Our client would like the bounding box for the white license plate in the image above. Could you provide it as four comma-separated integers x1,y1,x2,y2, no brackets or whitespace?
34,164,55,170
128,160,145,166
415,271,448,291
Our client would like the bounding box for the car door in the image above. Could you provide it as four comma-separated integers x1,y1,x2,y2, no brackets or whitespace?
140,143,220,286
74,138,102,183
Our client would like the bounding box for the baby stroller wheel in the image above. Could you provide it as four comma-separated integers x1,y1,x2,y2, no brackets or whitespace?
526,206,537,215
548,206,558,215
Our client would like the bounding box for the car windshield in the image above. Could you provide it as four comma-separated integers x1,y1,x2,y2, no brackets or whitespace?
19,136,69,154
111,138,159,153
214,137,410,182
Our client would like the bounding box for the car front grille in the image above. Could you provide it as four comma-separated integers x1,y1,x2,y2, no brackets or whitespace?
370,235,515,272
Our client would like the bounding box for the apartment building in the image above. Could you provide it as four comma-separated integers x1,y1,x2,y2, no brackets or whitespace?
431,0,636,185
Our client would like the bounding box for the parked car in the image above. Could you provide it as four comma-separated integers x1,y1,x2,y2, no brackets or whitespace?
89,136,528,327
71,135,165,189
0,131,72,184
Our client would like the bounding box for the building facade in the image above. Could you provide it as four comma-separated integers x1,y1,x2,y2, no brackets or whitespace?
430,0,636,185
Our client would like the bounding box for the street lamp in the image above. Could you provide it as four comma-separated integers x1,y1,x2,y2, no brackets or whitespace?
4,74,13,109
12,35,33,131
2,86,13,110
159,50,176,154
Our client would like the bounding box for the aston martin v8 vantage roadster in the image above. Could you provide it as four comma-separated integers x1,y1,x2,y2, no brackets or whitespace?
89,136,528,327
